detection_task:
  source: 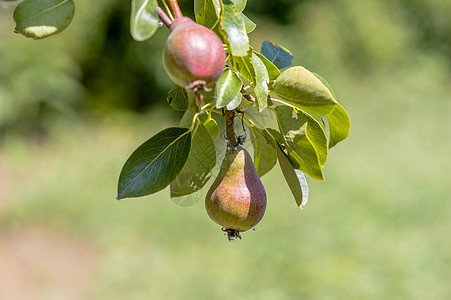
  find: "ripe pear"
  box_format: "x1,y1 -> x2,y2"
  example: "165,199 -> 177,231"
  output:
205,146 -> 267,234
163,17 -> 226,87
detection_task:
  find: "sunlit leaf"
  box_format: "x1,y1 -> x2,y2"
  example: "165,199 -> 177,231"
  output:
251,53 -> 269,111
241,13 -> 256,33
275,106 -> 324,180
117,127 -> 191,199
13,0 -> 75,39
167,85 -> 189,111
220,0 -> 249,56
260,41 -> 294,69
215,67 -> 243,108
276,143 -> 309,209
170,122 -> 216,198
232,50 -> 254,82
253,52 -> 280,81
272,66 -> 338,116
249,126 -> 277,177
199,114 -> 220,140
313,73 -> 351,148
130,0 -> 159,41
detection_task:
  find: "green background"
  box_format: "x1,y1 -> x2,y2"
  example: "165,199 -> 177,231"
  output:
1,0 -> 450,299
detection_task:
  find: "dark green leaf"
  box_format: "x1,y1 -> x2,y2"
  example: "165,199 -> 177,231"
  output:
276,143 -> 309,208
275,106 -> 324,180
220,0 -> 249,56
215,67 -> 243,108
241,13 -> 256,33
251,53 -> 270,111
271,66 -> 338,116
313,73 -> 351,148
250,126 -> 277,177
260,41 -> 294,69
130,0 -> 159,41
13,0 -> 75,39
170,122 -> 216,198
117,127 -> 191,199
253,52 -> 280,81
167,85 -> 189,111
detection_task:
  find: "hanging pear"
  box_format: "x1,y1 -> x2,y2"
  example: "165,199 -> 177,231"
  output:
205,145 -> 267,240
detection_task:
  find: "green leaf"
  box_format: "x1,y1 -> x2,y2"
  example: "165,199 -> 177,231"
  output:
166,85 -> 189,111
194,0 -> 220,29
130,0 -> 159,42
117,127 -> 191,199
271,66 -> 338,116
253,52 -> 280,81
215,67 -> 243,108
199,114 -> 220,140
250,126 -> 277,177
313,73 -> 351,148
327,104 -> 351,149
220,0 -> 249,56
251,53 -> 270,111
232,50 -> 255,82
241,13 -> 256,33
170,122 -> 216,198
260,41 -> 294,69
226,92 -> 243,110
275,106 -> 324,180
231,0 -> 247,12
13,0 -> 75,39
276,143 -> 309,208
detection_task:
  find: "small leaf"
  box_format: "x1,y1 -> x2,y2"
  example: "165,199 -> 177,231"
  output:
276,143 -> 309,208
167,85 -> 189,111
260,41 -> 294,69
275,106 -> 324,180
271,66 -> 338,116
232,50 -> 255,82
313,73 -> 351,148
13,0 -> 75,39
199,114 -> 220,140
220,0 -> 249,56
130,0 -> 159,42
251,53 -> 270,111
226,92 -> 242,110
253,52 -> 280,81
117,127 -> 191,199
170,122 -> 216,198
250,126 -> 277,177
241,13 -> 256,33
215,67 -> 243,108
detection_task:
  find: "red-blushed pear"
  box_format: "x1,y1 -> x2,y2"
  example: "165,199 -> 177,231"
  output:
163,17 -> 226,88
205,145 -> 267,240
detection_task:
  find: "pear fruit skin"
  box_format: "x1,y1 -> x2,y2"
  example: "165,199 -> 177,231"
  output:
205,146 -> 267,232
163,17 -> 226,87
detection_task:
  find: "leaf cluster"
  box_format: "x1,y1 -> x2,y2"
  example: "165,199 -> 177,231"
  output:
117,0 -> 351,209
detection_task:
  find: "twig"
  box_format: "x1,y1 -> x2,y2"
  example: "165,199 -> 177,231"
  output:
157,7 -> 172,28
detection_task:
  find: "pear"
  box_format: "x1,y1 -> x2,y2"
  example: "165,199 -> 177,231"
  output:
163,17 -> 226,88
205,146 -> 267,238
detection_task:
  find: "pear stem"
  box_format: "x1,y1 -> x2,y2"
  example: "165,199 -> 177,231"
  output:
167,0 -> 183,19
224,110 -> 237,147
157,7 -> 172,28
